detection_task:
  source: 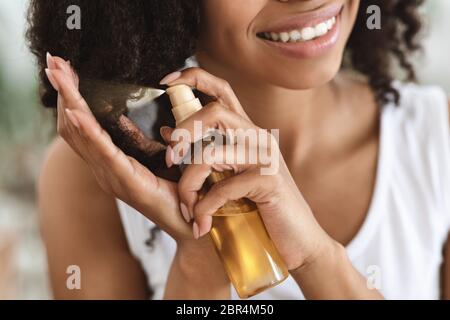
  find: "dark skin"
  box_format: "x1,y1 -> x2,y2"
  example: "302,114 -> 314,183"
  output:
38,82 -> 450,299
38,0 -> 450,298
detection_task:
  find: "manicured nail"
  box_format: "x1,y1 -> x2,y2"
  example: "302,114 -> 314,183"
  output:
193,222 -> 200,240
45,68 -> 59,91
65,109 -> 80,129
46,52 -> 56,69
198,216 -> 212,238
165,145 -> 174,168
160,71 -> 181,85
180,202 -> 191,223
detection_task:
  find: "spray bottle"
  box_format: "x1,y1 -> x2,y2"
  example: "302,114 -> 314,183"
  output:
165,85 -> 288,298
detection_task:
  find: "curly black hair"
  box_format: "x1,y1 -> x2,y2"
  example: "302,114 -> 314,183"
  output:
27,0 -> 424,172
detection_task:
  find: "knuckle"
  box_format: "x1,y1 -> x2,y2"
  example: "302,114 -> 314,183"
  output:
269,173 -> 284,189
188,67 -> 201,73
210,180 -> 229,199
185,67 -> 202,78
88,124 -> 104,143
177,176 -> 190,200
207,102 -> 226,117
103,147 -> 121,164
221,80 -> 232,93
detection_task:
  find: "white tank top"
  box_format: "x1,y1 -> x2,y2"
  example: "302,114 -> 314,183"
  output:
117,82 -> 450,300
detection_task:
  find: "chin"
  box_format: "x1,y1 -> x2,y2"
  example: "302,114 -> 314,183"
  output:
259,54 -> 343,90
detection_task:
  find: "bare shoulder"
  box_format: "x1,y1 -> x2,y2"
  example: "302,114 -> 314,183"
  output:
38,137 -> 118,233
38,137 -> 105,209
38,137 -> 148,299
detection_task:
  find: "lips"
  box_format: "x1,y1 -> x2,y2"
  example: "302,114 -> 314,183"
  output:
257,2 -> 344,34
256,2 -> 344,59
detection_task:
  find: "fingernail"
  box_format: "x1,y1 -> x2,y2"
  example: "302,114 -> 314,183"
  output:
46,52 -> 56,69
193,222 -> 200,240
160,71 -> 181,85
45,68 -> 59,91
180,203 -> 191,223
165,145 -> 174,168
198,216 -> 212,238
65,109 -> 80,129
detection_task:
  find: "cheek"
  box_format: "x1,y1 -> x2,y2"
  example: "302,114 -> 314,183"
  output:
198,0 -> 266,68
199,0 -> 361,90
199,1 -> 261,54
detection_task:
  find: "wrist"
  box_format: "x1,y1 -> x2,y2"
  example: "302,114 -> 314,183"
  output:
290,237 -> 347,280
289,238 -> 383,300
165,238 -> 230,299
176,238 -> 211,277
176,238 -> 229,283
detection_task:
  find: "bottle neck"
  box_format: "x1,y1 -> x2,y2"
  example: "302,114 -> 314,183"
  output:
171,98 -> 202,125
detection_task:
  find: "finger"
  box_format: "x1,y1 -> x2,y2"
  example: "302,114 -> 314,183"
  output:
57,98 -> 81,156
52,55 -> 79,89
177,163 -> 212,221
193,170 -> 278,236
55,86 -> 82,156
163,67 -> 251,121
46,68 -> 91,114
46,52 -> 57,70
53,81 -> 92,161
165,101 -> 257,160
177,143 -> 265,220
46,54 -> 85,145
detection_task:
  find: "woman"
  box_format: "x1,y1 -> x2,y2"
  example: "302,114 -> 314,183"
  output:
27,0 -> 450,299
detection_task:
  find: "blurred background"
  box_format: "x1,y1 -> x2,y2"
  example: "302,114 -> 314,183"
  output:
0,0 -> 449,300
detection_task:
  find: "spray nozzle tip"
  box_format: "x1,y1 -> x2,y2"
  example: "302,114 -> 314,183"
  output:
166,84 -> 196,108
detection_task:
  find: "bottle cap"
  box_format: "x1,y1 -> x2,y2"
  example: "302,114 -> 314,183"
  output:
166,85 -> 202,124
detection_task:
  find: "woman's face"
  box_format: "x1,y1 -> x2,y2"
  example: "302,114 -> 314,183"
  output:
198,0 -> 360,89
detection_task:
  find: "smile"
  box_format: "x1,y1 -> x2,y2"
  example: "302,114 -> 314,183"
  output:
256,3 -> 344,59
258,16 -> 337,43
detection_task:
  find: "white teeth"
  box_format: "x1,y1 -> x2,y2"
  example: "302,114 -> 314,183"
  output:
289,30 -> 302,42
314,22 -> 328,37
280,32 -> 290,43
261,15 -> 337,43
326,19 -> 333,30
301,27 -> 315,41
270,32 -> 279,41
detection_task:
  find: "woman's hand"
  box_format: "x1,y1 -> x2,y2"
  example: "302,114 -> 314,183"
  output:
160,68 -> 383,299
159,68 -> 336,272
44,54 -> 230,299
45,53 -> 195,241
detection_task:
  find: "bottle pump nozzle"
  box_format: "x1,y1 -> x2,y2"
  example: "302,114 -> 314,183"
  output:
166,85 -> 202,125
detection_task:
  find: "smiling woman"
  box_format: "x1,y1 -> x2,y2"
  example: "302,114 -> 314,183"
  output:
23,0 -> 450,301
